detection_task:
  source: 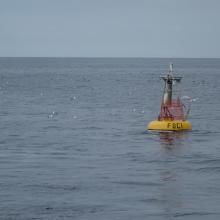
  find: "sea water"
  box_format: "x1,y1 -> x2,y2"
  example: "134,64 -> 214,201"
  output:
0,58 -> 220,219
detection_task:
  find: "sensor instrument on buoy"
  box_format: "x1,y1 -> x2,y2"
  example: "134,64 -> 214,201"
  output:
147,64 -> 192,131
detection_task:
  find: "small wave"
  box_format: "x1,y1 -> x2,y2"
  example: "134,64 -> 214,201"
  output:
139,198 -> 166,204
111,181 -> 162,187
189,157 -> 220,165
29,183 -> 79,192
43,125 -> 59,129
80,126 -> 103,130
195,166 -> 220,173
173,211 -> 216,217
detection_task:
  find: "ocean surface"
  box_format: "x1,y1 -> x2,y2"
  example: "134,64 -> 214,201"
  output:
0,57 -> 220,220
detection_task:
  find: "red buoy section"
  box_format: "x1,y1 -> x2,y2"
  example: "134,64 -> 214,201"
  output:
158,98 -> 185,121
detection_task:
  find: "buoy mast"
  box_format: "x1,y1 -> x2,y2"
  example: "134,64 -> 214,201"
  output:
162,63 -> 182,105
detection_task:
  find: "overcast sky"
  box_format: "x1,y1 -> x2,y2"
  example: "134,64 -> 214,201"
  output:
0,0 -> 220,57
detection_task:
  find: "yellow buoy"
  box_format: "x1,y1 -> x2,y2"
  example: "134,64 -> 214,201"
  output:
147,63 -> 192,131
147,120 -> 191,131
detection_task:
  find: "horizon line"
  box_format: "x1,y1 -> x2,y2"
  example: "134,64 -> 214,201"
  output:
0,56 -> 220,59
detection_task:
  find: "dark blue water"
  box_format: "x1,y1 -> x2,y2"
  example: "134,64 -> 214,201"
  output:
1,58 -> 220,220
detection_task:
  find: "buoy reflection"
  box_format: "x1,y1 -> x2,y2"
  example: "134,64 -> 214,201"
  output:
159,131 -> 187,148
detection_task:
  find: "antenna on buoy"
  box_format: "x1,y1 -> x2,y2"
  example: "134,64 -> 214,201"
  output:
169,63 -> 173,74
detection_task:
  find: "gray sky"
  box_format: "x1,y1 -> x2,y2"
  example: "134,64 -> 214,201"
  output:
0,0 -> 220,57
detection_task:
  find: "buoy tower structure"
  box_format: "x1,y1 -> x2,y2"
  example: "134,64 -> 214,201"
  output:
147,64 -> 192,131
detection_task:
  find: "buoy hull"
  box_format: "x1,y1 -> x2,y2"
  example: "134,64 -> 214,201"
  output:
147,120 -> 192,131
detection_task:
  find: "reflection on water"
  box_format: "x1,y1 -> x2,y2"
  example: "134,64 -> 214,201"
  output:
159,131 -> 188,148
160,169 -> 183,217
158,131 -> 188,217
